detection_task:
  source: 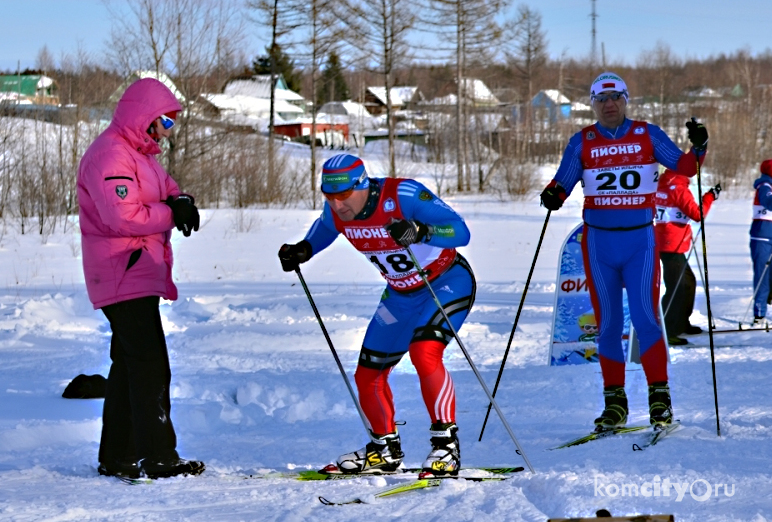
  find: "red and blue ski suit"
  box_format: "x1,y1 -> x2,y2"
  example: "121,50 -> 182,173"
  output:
303,178 -> 474,436
551,118 -> 704,386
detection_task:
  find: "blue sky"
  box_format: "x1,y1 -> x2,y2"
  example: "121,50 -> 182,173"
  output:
2,0 -> 771,72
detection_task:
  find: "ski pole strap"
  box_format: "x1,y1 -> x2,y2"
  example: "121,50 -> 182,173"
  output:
584,221 -> 653,232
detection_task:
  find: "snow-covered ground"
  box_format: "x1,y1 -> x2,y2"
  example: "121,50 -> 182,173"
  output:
1,163 -> 771,521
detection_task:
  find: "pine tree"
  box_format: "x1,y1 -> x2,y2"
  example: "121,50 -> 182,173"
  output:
252,44 -> 302,93
316,51 -> 349,106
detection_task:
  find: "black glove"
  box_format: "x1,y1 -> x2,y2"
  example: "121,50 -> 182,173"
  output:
385,219 -> 429,246
708,183 -> 721,200
278,240 -> 312,272
165,195 -> 199,237
540,182 -> 567,211
686,118 -> 709,151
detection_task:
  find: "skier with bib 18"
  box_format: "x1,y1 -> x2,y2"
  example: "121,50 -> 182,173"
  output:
278,154 -> 475,477
539,72 -> 709,431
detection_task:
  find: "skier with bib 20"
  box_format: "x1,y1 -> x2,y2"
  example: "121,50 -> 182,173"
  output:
278,154 -> 475,477
540,72 -> 709,431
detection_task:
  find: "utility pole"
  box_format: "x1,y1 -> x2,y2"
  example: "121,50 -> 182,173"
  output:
590,0 -> 598,71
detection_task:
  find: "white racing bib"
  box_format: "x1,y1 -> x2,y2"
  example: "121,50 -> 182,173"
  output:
656,205 -> 691,224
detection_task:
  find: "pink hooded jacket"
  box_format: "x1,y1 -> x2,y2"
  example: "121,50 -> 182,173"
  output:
78,78 -> 184,309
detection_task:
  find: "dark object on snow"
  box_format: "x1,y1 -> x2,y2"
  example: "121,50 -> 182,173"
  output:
62,374 -> 107,399
547,514 -> 674,522
596,510 -> 612,517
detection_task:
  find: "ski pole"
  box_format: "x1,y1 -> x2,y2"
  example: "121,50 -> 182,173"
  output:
740,249 -> 772,326
662,225 -> 701,318
294,266 -> 372,437
692,120 -> 721,437
478,210 -> 551,442
404,246 -> 535,474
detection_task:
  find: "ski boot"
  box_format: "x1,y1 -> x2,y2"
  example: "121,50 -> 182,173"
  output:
648,381 -> 674,427
421,422 -> 460,477
140,458 -> 205,479
336,431 -> 404,474
594,385 -> 628,431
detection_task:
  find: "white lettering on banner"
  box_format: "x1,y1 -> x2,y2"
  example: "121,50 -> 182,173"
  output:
593,196 -> 647,206
590,144 -> 643,158
344,227 -> 388,239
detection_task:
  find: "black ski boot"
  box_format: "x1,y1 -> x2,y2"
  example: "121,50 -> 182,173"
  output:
421,422 -> 460,477
594,385 -> 628,431
648,381 -> 674,427
336,431 -> 404,474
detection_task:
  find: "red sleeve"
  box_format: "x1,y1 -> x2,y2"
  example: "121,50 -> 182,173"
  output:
673,183 -> 714,221
675,149 -> 707,176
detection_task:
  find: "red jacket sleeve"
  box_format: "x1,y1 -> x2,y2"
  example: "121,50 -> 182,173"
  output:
672,183 -> 715,222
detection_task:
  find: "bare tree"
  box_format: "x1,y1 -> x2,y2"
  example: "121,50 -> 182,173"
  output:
636,41 -> 682,130
104,0 -> 249,203
506,4 -> 547,163
249,0 -> 306,194
420,0 -> 510,191
341,0 -> 417,177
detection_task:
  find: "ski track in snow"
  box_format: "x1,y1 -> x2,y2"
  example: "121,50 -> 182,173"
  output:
1,181 -> 771,520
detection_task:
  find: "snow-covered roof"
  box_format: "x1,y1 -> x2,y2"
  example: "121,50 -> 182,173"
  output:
224,76 -> 304,102
318,101 -> 371,118
367,86 -> 419,107
537,89 -> 571,105
459,78 -> 500,105
203,93 -> 304,118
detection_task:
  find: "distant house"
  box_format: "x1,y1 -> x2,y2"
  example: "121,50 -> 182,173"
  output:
200,93 -> 304,130
423,78 -> 500,107
531,89 -> 571,125
109,70 -> 186,105
363,86 -> 423,116
224,75 -> 306,112
0,74 -> 58,104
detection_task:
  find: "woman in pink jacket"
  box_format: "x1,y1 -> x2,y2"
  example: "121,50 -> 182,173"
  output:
78,77 -> 203,480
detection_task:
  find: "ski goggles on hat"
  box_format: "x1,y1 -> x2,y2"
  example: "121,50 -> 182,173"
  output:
592,91 -> 627,103
159,114 -> 175,129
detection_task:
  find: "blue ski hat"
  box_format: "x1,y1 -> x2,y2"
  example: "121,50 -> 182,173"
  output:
321,154 -> 370,194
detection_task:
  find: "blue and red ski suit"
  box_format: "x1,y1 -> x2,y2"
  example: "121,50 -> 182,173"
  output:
551,118 -> 705,386
750,173 -> 772,318
302,178 -> 474,436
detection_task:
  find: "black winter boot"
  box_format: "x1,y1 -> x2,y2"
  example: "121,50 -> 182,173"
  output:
648,381 -> 674,427
594,385 -> 628,431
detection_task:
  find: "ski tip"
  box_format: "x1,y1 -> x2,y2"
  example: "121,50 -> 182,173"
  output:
318,496 -> 334,505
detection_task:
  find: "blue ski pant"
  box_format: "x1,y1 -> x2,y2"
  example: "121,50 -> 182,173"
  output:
582,224 -> 668,386
750,239 -> 772,318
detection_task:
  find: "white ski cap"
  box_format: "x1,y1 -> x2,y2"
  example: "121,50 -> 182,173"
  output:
590,72 -> 629,101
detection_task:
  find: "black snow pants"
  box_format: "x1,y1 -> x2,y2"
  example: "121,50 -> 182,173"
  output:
99,296 -> 179,466
660,252 -> 696,338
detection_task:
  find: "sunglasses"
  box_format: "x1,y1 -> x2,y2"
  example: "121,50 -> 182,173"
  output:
159,114 -> 175,130
581,324 -> 598,331
592,92 -> 626,103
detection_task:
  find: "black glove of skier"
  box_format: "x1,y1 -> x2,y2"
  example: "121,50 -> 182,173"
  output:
385,219 -> 429,246
686,118 -> 709,151
708,183 -> 721,200
278,240 -> 312,272
165,195 -> 200,237
540,182 -> 567,211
